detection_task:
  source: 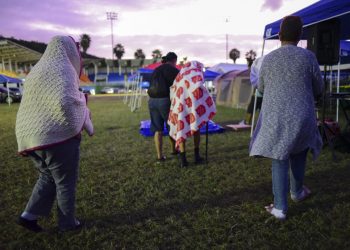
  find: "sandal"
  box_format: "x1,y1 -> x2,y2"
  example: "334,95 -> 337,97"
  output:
291,186 -> 311,202
265,204 -> 286,220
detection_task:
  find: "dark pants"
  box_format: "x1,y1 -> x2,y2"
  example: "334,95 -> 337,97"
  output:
247,95 -> 262,114
25,137 -> 81,230
148,97 -> 171,133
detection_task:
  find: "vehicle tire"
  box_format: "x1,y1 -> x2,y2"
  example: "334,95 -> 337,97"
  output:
5,96 -> 13,104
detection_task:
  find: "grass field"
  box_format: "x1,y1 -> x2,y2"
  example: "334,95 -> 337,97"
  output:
0,96 -> 349,249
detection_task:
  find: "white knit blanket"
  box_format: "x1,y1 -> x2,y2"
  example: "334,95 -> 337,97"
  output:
16,36 -> 93,153
168,61 -> 216,148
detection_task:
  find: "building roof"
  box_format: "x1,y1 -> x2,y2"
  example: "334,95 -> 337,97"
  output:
0,39 -> 42,63
0,36 -> 101,64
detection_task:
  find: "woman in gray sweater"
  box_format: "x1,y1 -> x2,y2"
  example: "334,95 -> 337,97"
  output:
249,16 -> 323,220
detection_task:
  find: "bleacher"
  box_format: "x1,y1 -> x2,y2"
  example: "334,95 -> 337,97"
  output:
88,73 -> 131,84
0,70 -> 19,78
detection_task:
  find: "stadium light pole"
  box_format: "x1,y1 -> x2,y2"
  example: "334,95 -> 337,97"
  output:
225,17 -> 229,63
106,12 -> 118,60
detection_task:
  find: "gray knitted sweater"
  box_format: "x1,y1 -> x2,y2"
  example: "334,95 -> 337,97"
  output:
249,45 -> 323,160
16,36 -> 93,153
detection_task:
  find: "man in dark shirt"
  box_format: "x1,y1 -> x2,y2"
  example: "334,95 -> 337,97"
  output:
148,52 -> 179,162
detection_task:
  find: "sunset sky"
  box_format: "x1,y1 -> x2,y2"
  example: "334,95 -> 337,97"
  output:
0,0 -> 319,66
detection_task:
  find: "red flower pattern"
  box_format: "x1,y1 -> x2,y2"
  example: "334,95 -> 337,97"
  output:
205,96 -> 213,107
191,75 -> 203,83
176,87 -> 183,98
176,74 -> 183,82
185,97 -> 192,108
177,103 -> 184,113
192,87 -> 203,100
208,112 -> 216,120
177,120 -> 184,131
184,80 -> 190,89
168,63 -> 216,149
185,113 -> 196,125
195,104 -> 206,117
198,120 -> 207,129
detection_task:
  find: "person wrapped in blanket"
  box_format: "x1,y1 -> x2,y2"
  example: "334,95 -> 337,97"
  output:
15,36 -> 94,232
168,61 -> 216,167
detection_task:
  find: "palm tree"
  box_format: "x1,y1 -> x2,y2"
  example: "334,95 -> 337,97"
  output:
151,49 -> 162,59
245,49 -> 257,67
134,49 -> 146,67
151,49 -> 162,62
113,43 -> 125,60
179,57 -> 188,66
79,34 -> 91,53
229,48 -> 240,64
113,43 -> 125,74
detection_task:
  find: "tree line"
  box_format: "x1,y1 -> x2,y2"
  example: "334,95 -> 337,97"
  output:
79,34 -> 162,62
80,34 -> 258,66
229,48 -> 257,67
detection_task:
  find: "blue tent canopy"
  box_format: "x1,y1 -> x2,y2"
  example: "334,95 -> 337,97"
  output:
203,70 -> 220,80
0,74 -> 22,84
263,0 -> 350,40
340,41 -> 350,57
130,68 -> 221,84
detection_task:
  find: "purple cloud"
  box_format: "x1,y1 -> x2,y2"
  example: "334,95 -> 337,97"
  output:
261,0 -> 283,11
0,0 -> 276,66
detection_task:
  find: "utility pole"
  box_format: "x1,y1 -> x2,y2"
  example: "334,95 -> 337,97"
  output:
106,12 -> 118,60
225,18 -> 229,63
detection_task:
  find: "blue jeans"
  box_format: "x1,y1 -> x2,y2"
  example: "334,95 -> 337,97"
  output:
271,148 -> 309,212
25,137 -> 81,230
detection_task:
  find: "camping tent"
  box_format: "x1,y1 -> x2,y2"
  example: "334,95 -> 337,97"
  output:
207,63 -> 248,74
214,69 -> 253,108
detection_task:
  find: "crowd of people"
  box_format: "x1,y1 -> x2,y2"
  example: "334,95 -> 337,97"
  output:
15,15 -> 323,232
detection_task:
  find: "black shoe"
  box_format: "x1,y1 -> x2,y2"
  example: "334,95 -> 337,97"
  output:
178,152 -> 188,168
16,217 -> 43,233
194,148 -> 204,164
171,151 -> 179,156
194,156 -> 205,164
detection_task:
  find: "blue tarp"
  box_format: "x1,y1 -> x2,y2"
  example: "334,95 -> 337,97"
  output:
263,0 -> 350,40
0,74 -> 22,84
139,120 -> 225,137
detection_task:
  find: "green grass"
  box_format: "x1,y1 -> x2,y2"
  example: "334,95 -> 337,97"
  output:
0,97 -> 349,250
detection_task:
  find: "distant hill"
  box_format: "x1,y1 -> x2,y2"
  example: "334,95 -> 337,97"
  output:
0,35 -> 101,59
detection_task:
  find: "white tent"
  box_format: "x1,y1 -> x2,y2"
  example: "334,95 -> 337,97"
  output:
208,63 -> 248,74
